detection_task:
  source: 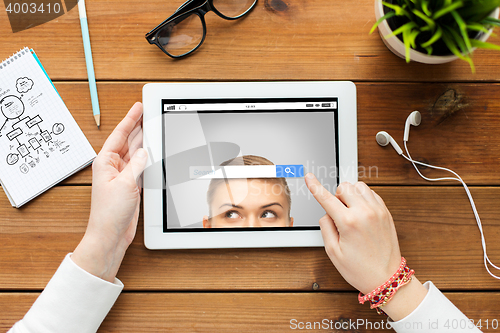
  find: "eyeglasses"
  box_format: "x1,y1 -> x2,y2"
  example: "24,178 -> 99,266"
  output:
145,0 -> 258,58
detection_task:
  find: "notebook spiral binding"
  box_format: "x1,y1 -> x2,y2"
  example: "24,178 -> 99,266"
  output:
0,47 -> 30,70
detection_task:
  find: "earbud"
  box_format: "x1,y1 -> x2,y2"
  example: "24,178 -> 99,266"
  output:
404,111 -> 421,142
376,110 -> 499,280
376,131 -> 403,155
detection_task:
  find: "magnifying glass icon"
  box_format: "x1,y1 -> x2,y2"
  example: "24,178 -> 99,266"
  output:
285,167 -> 295,176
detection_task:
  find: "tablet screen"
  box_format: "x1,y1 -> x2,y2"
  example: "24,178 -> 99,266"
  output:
162,98 -> 339,232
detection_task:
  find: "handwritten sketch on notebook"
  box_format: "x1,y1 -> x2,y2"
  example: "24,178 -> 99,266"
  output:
1,78 -> 69,173
0,48 -> 96,207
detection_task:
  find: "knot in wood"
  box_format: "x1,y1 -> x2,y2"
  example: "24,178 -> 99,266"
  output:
430,88 -> 465,124
265,0 -> 289,13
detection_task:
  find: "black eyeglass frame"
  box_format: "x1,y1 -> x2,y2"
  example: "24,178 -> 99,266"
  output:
145,0 -> 258,58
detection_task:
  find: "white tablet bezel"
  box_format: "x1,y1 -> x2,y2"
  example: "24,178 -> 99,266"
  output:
143,81 -> 357,249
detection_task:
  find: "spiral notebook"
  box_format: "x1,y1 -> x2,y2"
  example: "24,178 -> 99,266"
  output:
0,47 -> 96,208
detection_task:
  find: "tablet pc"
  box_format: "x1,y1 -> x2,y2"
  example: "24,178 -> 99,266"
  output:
143,81 -> 357,249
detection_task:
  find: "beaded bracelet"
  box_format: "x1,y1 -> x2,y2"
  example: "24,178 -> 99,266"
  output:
358,257 -> 415,315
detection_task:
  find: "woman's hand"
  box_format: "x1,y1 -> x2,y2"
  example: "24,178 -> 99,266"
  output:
72,102 -> 148,282
306,174 -> 401,294
305,174 -> 427,321
305,174 -> 402,294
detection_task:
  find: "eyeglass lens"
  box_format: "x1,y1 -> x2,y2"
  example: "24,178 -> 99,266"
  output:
158,0 -> 256,56
158,14 -> 204,57
212,0 -> 256,18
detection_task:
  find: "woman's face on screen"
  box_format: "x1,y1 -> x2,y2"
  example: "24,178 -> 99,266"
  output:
203,179 -> 294,228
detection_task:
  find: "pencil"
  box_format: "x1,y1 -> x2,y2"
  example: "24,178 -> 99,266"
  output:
78,0 -> 100,128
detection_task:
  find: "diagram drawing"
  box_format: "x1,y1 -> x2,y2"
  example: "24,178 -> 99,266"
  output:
0,77 -> 68,175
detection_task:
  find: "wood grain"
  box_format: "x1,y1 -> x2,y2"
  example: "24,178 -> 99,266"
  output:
357,82 -> 500,185
1,186 -> 499,291
2,0 -> 500,82
52,82 -> 500,185
2,0 -> 500,331
2,292 -> 499,332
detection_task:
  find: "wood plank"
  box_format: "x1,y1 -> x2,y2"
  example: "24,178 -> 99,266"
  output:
2,0 -> 500,82
1,186 -> 499,291
2,292 -> 499,332
53,82 -> 500,185
357,82 -> 500,185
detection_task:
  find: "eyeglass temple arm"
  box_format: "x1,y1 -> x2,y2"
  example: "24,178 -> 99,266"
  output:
176,0 -> 196,13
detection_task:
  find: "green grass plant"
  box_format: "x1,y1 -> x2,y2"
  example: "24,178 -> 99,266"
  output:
371,0 -> 500,71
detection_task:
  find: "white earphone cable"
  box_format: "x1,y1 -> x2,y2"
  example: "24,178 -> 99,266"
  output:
402,141 -> 500,280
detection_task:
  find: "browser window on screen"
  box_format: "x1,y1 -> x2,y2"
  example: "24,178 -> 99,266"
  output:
162,98 -> 339,232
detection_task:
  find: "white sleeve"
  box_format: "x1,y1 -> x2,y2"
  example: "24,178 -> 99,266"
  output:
8,253 -> 123,333
388,281 -> 480,333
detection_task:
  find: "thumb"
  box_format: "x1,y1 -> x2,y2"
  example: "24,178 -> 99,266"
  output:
120,148 -> 148,187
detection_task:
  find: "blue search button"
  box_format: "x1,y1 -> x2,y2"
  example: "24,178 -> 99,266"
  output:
276,165 -> 304,178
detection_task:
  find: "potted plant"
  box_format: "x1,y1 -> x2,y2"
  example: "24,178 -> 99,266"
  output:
371,0 -> 500,72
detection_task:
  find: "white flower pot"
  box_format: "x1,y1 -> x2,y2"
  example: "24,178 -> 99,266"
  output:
374,0 -> 500,64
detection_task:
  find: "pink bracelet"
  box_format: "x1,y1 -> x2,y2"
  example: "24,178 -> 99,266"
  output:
358,257 -> 415,315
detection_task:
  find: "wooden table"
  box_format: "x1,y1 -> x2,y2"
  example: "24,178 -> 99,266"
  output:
2,0 -> 500,331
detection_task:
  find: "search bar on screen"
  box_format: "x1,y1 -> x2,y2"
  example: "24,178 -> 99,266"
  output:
190,165 -> 304,180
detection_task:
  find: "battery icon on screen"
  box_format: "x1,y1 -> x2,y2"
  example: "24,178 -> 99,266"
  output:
322,103 -> 331,107
306,104 -> 314,107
